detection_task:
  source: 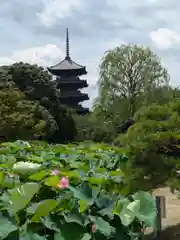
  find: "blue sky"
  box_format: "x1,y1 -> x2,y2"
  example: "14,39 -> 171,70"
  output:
0,0 -> 180,107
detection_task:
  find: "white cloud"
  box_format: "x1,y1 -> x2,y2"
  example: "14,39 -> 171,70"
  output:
0,42 -> 98,86
37,0 -> 84,27
2,0 -> 180,107
0,44 -> 63,66
150,28 -> 180,49
0,43 -> 97,108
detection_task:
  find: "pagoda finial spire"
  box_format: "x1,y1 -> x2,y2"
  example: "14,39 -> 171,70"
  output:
66,28 -> 70,59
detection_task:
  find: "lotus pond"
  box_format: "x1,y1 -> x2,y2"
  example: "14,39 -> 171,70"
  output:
0,141 -> 157,240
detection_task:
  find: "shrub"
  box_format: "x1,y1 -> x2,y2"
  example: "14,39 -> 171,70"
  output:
74,114 -> 116,143
0,141 -> 157,239
114,100 -> 180,191
0,88 -> 56,141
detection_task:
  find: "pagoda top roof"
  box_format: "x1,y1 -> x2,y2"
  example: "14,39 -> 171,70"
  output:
48,56 -> 86,71
47,28 -> 87,76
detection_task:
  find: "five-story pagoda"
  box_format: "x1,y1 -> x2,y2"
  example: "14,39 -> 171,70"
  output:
47,28 -> 89,114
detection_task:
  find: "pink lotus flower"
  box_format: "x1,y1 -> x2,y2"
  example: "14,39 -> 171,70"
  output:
51,169 -> 59,176
57,177 -> 69,189
92,223 -> 96,233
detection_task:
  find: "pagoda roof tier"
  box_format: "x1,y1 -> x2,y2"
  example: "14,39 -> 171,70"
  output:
48,57 -> 87,76
47,29 -> 87,76
57,79 -> 88,88
60,92 -> 89,101
57,76 -> 87,82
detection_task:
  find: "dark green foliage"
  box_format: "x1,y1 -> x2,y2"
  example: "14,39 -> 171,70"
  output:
114,100 -> 180,191
74,114 -> 116,143
0,62 -> 76,143
0,87 -> 56,142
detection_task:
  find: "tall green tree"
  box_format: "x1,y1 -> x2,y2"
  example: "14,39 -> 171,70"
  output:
95,44 -> 170,125
0,62 -> 76,142
142,85 -> 180,105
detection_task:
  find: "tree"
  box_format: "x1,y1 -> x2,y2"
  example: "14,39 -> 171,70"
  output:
0,87 -> 56,141
74,113 -> 116,143
0,62 -> 76,142
140,85 -> 180,106
95,44 -> 170,124
114,100 -> 180,191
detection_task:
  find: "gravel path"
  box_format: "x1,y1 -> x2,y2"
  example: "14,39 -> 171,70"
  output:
153,187 -> 180,229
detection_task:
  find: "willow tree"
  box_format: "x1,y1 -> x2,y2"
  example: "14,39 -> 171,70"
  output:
96,44 -> 170,121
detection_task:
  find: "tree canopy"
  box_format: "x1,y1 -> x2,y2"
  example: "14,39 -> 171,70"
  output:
0,62 -> 76,142
93,44 -> 170,129
0,87 -> 56,141
114,100 -> 180,191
